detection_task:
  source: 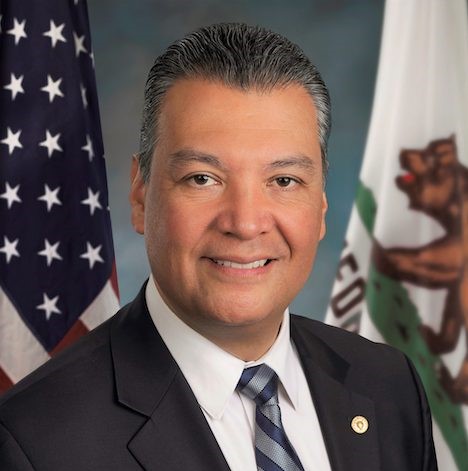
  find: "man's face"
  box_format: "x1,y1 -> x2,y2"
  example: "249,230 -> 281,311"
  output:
131,79 -> 327,337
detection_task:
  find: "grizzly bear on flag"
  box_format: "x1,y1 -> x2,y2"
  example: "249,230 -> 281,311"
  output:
373,135 -> 468,404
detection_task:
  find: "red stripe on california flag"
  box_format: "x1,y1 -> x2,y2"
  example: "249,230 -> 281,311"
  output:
0,366 -> 14,395
50,320 -> 90,356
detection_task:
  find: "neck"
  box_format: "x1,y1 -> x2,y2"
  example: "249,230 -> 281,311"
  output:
183,319 -> 283,361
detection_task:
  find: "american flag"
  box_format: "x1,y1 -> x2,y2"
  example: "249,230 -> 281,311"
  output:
0,0 -> 119,393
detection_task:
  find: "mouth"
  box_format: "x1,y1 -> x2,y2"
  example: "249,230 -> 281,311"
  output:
209,258 -> 273,269
399,173 -> 416,184
396,172 -> 416,189
397,151 -> 418,187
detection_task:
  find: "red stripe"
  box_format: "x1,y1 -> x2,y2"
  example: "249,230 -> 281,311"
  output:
50,319 -> 89,356
110,261 -> 120,299
0,366 -> 14,395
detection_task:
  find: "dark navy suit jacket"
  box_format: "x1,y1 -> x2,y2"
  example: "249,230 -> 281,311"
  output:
0,285 -> 437,470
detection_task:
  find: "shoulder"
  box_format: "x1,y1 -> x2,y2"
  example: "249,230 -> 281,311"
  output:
290,315 -> 437,469
291,314 -> 401,357
290,314 -> 415,386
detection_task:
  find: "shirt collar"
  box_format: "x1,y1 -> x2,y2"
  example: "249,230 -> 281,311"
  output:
145,275 -> 299,419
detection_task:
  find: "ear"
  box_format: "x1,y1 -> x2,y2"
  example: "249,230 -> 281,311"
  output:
129,155 -> 146,235
319,192 -> 328,240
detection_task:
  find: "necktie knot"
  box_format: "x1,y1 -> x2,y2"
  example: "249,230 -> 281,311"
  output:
237,363 -> 279,407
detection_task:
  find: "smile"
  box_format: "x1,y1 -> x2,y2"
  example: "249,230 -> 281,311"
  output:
210,259 -> 271,269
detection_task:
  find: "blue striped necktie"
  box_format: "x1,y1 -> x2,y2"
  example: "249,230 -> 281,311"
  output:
237,364 -> 305,471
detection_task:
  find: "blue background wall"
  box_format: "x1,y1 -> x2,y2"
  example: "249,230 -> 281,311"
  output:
87,0 -> 385,320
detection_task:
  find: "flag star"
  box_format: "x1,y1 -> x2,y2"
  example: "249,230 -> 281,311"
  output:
0,236 -> 20,263
81,134 -> 94,161
80,83 -> 88,108
89,51 -> 95,68
0,182 -> 21,209
40,75 -> 64,103
1,127 -> 23,155
6,18 -> 27,45
39,129 -> 63,157
43,20 -> 66,48
36,293 -> 61,320
80,242 -> 104,269
81,187 -> 102,215
3,73 -> 25,100
38,239 -> 62,266
73,32 -> 87,57
38,184 -> 62,212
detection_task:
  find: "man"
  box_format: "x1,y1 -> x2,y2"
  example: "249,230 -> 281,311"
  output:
0,23 -> 437,470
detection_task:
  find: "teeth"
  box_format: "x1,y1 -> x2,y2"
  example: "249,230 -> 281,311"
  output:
213,259 -> 269,269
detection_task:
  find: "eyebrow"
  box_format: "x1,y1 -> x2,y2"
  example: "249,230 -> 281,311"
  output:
168,149 -> 228,171
168,148 -> 317,173
266,155 -> 317,172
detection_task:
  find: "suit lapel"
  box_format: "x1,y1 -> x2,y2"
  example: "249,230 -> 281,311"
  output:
110,286 -> 230,471
291,318 -> 380,471
128,371 -> 231,471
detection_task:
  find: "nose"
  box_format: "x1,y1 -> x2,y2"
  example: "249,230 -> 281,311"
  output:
214,183 -> 274,240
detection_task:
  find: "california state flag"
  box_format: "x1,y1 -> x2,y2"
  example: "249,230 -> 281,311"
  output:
325,0 -> 468,469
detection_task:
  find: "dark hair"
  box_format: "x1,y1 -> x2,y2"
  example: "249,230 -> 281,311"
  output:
139,22 -> 331,181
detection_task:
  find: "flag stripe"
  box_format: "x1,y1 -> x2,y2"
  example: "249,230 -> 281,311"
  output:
80,280 -> 119,330
110,261 -> 120,299
0,366 -> 13,393
0,287 -> 49,383
50,319 -> 89,356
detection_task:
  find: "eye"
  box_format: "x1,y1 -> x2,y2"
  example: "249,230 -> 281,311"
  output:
187,174 -> 218,187
273,176 -> 299,188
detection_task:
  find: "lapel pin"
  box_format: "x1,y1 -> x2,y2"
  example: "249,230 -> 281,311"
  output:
351,415 -> 369,434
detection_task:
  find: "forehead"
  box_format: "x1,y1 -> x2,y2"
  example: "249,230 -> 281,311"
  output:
155,79 -> 320,165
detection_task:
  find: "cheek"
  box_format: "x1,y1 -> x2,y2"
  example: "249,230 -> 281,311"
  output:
289,199 -> 325,242
146,196 -> 208,261
281,203 -> 324,268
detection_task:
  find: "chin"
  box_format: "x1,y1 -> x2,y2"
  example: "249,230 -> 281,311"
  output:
202,298 -> 283,327
205,315 -> 274,331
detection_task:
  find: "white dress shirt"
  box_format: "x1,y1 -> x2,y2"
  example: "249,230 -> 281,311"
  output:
146,276 -> 331,471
